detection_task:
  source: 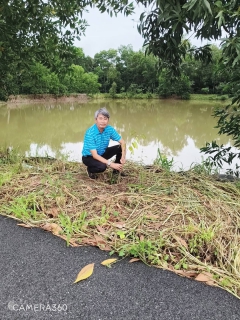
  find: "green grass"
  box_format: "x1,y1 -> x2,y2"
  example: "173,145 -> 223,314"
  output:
190,94 -> 231,102
0,153 -> 240,299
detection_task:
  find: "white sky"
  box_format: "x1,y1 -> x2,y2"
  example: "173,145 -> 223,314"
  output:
75,5 -> 220,57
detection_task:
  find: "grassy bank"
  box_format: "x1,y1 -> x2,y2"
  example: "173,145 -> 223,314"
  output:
91,93 -> 159,100
190,94 -> 231,102
0,152 -> 239,299
6,93 -> 88,104
91,93 -> 230,102
1,93 -> 231,104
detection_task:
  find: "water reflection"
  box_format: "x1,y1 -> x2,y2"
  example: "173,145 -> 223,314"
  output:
0,99 -> 231,169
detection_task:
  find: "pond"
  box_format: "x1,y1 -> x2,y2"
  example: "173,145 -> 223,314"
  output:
0,99 -> 232,171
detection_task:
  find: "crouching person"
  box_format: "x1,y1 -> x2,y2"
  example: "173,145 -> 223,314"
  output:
82,108 -> 126,179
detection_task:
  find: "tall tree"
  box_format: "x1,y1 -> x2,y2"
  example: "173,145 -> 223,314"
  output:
136,0 -> 240,174
93,49 -> 119,92
0,0 -> 134,99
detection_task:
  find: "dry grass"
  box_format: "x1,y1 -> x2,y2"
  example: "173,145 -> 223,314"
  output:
0,159 -> 239,298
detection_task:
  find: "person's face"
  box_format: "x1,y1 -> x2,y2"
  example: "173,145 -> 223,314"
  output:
95,114 -> 109,131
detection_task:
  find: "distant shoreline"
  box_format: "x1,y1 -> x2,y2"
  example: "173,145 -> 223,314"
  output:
0,93 -> 230,106
3,93 -> 89,105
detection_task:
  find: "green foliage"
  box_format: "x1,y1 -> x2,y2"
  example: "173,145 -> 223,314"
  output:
158,70 -> 192,99
21,63 -> 66,95
136,0 -> 240,175
109,81 -> 117,98
201,88 -> 210,94
92,46 -> 159,94
154,148 -> 174,171
128,139 -> 139,154
190,158 -> 219,176
4,194 -> 43,221
0,0 -> 134,99
0,147 -> 23,164
62,65 -> 100,94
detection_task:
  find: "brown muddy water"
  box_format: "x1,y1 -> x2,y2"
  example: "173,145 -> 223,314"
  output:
0,99 -> 232,171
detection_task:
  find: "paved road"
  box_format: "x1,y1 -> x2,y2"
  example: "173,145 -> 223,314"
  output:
0,215 -> 239,320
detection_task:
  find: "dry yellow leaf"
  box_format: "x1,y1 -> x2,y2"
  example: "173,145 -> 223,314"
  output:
129,258 -> 140,263
73,263 -> 94,283
101,258 -> 118,266
17,223 -> 32,228
41,223 -> 62,235
195,272 -> 213,282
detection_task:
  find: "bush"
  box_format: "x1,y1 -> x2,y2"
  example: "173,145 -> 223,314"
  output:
200,87 -> 210,94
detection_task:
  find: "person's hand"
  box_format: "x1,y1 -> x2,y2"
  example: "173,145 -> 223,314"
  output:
120,157 -> 126,165
110,162 -> 123,171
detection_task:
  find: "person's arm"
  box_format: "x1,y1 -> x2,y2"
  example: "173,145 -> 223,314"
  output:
118,138 -> 126,164
90,149 -> 123,171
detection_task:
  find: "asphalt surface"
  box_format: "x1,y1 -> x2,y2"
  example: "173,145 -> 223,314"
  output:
0,215 -> 239,320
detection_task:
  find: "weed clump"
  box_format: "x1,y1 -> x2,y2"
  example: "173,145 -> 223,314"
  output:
0,157 -> 239,299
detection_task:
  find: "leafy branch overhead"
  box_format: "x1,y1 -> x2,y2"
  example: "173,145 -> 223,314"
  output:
136,0 -> 240,174
1,0 -> 240,173
0,0 -> 134,76
137,0 -> 239,71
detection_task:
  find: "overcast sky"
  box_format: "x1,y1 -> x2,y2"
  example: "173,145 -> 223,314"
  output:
75,6 -> 219,58
75,6 -> 144,57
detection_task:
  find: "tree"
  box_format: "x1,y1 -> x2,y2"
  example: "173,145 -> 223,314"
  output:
0,0 -> 134,100
158,69 -> 191,99
71,47 -> 94,72
115,45 -> 159,93
136,0 -> 240,175
93,49 -> 119,92
21,62 -> 65,95
62,65 -> 100,94
109,81 -> 117,98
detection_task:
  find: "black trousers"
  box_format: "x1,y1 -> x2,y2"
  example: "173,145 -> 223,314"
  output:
82,145 -> 122,173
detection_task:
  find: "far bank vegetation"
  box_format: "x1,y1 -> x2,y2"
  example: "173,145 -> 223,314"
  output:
1,45 -> 231,102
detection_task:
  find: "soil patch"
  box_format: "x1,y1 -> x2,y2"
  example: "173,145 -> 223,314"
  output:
6,94 -> 89,105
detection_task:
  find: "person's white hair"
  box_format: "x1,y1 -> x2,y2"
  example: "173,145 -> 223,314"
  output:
94,108 -> 110,119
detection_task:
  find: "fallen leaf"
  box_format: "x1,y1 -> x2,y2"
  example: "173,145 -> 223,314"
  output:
73,263 -> 94,283
195,272 -> 213,282
94,235 -> 106,244
140,235 -> 144,241
96,225 -> 108,235
80,238 -> 98,246
87,186 -> 92,191
57,235 -> 79,247
46,207 -> 59,218
206,280 -> 215,286
175,236 -> 188,249
41,223 -> 62,235
174,270 -> 198,278
99,244 -> 112,251
114,222 -> 126,229
129,258 -> 140,263
17,223 -> 32,228
184,271 -> 198,278
168,265 -> 175,271
101,258 -> 117,266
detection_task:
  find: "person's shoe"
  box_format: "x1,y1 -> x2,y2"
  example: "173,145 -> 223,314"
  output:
86,167 -> 98,179
112,170 -> 128,177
